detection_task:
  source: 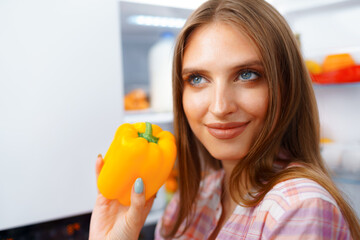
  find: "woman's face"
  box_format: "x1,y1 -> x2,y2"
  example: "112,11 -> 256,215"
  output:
182,22 -> 269,163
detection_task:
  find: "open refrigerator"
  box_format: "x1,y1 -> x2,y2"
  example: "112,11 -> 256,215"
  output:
121,0 -> 360,218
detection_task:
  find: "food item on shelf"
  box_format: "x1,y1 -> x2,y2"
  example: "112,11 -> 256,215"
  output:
165,177 -> 178,193
311,65 -> 360,84
97,122 -> 177,206
165,168 -> 179,193
305,60 -> 323,74
124,88 -> 149,110
309,53 -> 360,84
320,138 -> 333,144
322,53 -> 355,73
149,32 -> 175,112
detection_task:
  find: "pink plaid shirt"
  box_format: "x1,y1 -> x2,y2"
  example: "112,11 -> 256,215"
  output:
155,169 -> 351,239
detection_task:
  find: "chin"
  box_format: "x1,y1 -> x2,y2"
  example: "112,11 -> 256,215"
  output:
207,148 -> 247,162
199,137 -> 248,160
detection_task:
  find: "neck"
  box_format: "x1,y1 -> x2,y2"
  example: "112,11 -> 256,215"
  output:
221,159 -> 238,188
220,159 -> 239,210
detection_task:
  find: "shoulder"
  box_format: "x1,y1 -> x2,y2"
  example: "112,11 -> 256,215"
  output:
259,178 -> 351,239
261,177 -> 339,220
266,177 -> 337,207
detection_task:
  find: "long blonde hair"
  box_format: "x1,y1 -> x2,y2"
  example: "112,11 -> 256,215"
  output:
168,0 -> 360,238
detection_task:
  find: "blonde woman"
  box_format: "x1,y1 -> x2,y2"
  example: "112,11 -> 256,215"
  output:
90,0 -> 360,239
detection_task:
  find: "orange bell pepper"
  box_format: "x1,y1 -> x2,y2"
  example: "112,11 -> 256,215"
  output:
97,122 -> 177,206
322,53 -> 355,73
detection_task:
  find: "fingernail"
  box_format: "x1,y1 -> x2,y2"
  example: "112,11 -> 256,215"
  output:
97,154 -> 102,158
134,178 -> 144,194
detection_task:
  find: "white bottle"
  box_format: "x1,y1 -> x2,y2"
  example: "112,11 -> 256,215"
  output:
148,32 -> 175,112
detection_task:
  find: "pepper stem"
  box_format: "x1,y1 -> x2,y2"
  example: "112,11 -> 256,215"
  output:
138,122 -> 159,144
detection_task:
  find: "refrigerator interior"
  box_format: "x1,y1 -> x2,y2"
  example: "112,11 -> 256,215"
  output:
123,0 -> 360,217
281,0 -> 360,217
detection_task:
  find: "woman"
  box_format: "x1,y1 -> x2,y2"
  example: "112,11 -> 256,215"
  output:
90,0 -> 360,239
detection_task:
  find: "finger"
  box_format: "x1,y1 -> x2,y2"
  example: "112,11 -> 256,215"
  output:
143,195 -> 156,215
127,178 -> 152,230
95,154 -> 104,180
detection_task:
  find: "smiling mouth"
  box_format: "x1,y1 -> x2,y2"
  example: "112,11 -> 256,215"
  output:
206,122 -> 249,139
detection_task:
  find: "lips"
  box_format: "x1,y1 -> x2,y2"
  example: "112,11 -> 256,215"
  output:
206,122 -> 249,139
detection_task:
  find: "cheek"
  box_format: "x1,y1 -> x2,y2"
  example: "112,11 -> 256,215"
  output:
253,94 -> 268,121
239,86 -> 269,121
182,88 -> 208,122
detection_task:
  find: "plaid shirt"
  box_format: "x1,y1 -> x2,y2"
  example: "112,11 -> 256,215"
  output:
155,169 -> 351,239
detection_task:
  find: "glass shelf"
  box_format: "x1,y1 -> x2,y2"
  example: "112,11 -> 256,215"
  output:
312,82 -> 360,88
123,110 -> 173,124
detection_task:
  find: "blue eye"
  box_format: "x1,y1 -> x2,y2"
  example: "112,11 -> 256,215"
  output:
188,74 -> 206,86
238,70 -> 260,81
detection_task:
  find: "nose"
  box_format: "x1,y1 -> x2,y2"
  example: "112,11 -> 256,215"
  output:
209,81 -> 237,117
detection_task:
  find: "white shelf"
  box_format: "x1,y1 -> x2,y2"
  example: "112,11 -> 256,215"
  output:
123,110 -> 173,124
312,82 -> 360,88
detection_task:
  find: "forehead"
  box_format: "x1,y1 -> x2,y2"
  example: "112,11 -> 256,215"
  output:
183,22 -> 261,69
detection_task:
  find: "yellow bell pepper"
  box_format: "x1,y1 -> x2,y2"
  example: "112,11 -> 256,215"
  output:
97,122 -> 177,206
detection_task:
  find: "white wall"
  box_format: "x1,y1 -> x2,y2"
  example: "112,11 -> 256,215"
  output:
0,0 -> 123,230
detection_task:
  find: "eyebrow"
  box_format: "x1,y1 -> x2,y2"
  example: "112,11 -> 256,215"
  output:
182,60 -> 264,76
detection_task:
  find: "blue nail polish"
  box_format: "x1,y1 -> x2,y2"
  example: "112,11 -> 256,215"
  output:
134,178 -> 144,194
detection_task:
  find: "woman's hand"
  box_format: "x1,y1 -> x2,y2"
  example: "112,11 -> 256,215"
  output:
89,155 -> 155,240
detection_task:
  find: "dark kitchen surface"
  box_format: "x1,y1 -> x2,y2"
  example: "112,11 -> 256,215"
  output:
0,212 -> 156,240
